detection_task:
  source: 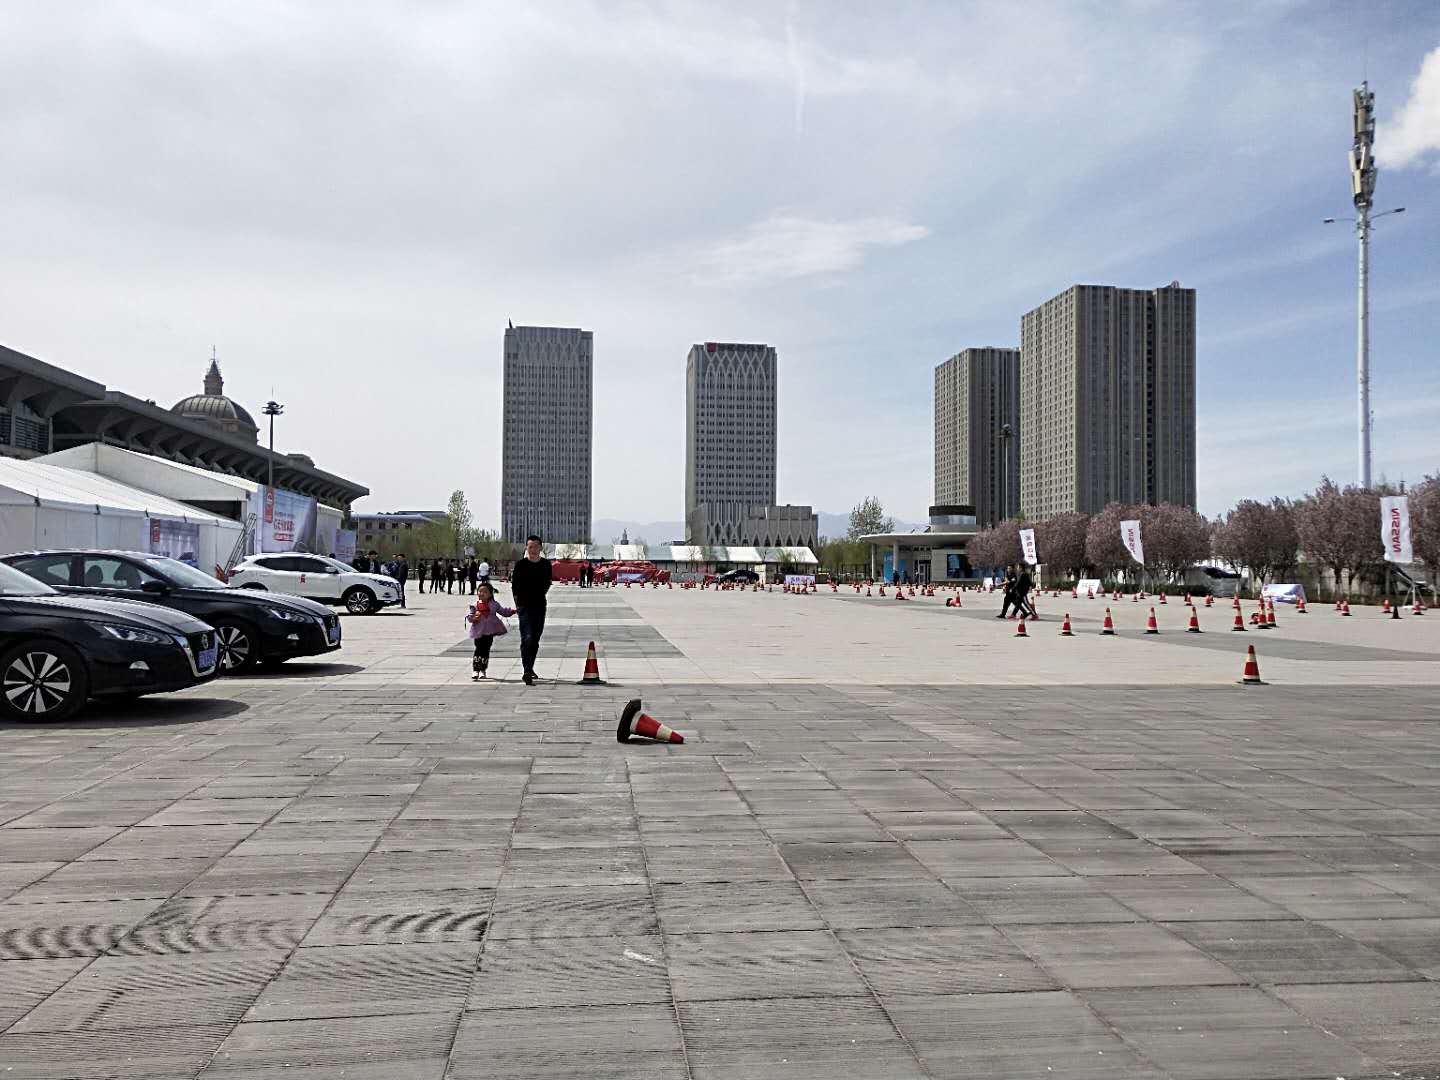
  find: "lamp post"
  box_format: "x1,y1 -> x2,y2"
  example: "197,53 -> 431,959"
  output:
996,423 -> 1014,524
1323,82 -> 1407,489
262,400 -> 284,493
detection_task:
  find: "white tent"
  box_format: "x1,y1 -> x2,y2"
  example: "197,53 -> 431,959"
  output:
0,457 -> 242,570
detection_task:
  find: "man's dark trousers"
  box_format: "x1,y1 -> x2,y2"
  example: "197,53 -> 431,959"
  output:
518,605 -> 547,678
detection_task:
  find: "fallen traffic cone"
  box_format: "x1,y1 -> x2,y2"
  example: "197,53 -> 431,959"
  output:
1060,613 -> 1073,636
1014,617 -> 1028,637
1186,607 -> 1202,633
1100,608 -> 1116,635
1238,645 -> 1265,685
577,641 -> 605,686
617,699 -> 684,744
1145,607 -> 1159,634
1231,610 -> 1247,632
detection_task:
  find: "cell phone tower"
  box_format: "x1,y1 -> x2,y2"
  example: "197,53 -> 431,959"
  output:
1325,83 -> 1405,489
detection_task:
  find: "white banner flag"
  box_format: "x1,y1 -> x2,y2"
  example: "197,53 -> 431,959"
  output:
1019,528 -> 1038,566
1120,519 -> 1145,565
1381,496 -> 1413,564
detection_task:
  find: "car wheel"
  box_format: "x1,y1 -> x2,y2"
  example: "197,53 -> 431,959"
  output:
0,641 -> 89,722
214,622 -> 260,673
343,586 -> 376,615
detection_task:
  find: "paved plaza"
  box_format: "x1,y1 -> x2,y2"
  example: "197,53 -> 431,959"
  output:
1,582 -> 1439,1078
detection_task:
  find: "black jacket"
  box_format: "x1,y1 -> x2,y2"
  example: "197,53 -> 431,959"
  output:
511,556 -> 553,608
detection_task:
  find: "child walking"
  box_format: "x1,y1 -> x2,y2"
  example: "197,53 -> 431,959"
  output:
467,582 -> 514,680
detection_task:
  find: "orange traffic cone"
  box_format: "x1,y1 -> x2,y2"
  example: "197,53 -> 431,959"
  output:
1231,610 -> 1247,632
1414,599 -> 1426,616
1184,592 -> 1192,605
1383,597 -> 1392,615
1101,608 -> 1116,635
1145,607 -> 1159,634
1014,617 -> 1028,638
1232,595 -> 1242,611
1238,645 -> 1265,685
577,641 -> 605,686
1087,588 -> 1094,600
1266,601 -> 1278,629
617,699 -> 684,744
1295,595 -> 1306,614
1159,593 -> 1168,605
1205,594 -> 1213,607
1060,613 -> 1073,636
1341,599 -> 1351,616
1186,607 -> 1202,633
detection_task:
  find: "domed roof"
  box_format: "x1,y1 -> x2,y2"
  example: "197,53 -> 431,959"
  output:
172,393 -> 257,427
170,358 -> 258,431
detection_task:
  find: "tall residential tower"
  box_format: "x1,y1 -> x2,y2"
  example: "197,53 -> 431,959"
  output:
934,347 -> 1020,527
684,341 -> 816,548
1019,283 -> 1196,518
501,325 -> 592,543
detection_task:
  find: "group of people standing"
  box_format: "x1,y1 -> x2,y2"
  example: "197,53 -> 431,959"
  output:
417,558 -> 489,594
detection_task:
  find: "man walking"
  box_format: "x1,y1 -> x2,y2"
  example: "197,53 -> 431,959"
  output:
511,534 -> 552,686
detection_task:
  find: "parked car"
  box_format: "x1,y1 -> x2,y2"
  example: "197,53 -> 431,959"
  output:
716,568 -> 759,585
1,551 -> 342,673
0,560 -> 217,721
226,554 -> 400,614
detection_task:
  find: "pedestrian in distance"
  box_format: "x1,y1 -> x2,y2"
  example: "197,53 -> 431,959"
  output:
416,559 -> 427,594
1015,565 -> 1037,620
478,560 -> 491,588
430,559 -> 443,594
466,581 -> 514,681
392,553 -> 409,609
467,558 -> 479,594
997,565 -> 1020,619
353,552 -> 370,574
511,534 -> 552,686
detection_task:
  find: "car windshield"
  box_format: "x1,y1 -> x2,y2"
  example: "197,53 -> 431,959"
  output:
145,557 -> 229,590
0,561 -> 59,596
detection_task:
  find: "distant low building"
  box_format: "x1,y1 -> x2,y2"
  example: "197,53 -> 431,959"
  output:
860,505 -> 980,584
346,510 -> 449,552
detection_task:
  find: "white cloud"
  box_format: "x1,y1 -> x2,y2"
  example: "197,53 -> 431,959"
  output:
1378,45 -> 1440,169
691,215 -> 929,285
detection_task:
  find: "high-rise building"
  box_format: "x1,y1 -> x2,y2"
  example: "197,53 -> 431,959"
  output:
934,347 -> 1020,527
1019,283 -> 1196,519
685,341 -> 815,548
501,326 -> 592,543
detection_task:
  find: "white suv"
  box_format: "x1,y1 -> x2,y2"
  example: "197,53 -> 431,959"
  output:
227,554 -> 400,614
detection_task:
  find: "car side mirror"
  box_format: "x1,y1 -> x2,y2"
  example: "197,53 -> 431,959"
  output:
141,580 -> 168,594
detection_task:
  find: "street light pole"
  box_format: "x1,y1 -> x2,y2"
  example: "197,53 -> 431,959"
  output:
262,400 -> 284,493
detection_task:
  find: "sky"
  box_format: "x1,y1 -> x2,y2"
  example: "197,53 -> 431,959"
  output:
1,1 -> 1437,530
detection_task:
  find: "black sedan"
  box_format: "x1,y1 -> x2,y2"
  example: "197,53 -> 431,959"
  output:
2,551 -> 342,673
716,568 -> 759,585
0,561 -> 218,721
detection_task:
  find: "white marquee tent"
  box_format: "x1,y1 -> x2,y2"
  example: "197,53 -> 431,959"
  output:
0,457 -> 242,570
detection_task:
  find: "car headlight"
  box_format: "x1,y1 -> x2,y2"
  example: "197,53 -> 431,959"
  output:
93,623 -> 175,646
264,607 -> 313,623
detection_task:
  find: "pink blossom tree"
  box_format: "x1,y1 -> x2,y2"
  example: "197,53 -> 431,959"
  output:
1410,476 -> 1440,586
968,520 -> 1022,573
1036,511 -> 1090,581
1211,498 -> 1298,585
1085,502 -> 1138,579
1139,503 -> 1212,585
1295,477 -> 1383,598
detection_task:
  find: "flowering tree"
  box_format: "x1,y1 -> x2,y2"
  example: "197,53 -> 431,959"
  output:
1294,477 -> 1383,597
1139,503 -> 1211,584
1085,502 -> 1137,577
1411,476 -> 1440,583
1036,511 -> 1090,580
968,520 -> 1021,572
1211,498 -> 1299,585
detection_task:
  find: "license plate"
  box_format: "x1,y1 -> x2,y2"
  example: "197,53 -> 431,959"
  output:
326,623 -> 341,645
197,646 -> 218,672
